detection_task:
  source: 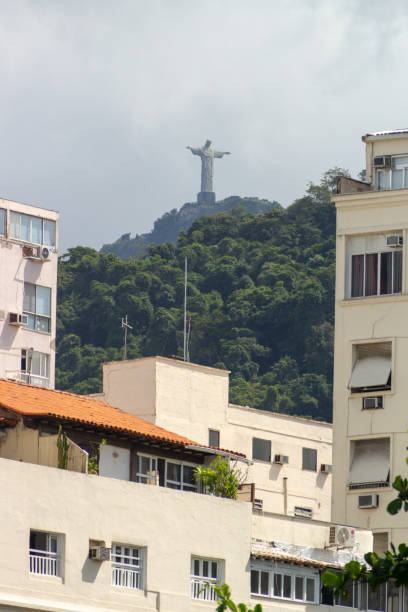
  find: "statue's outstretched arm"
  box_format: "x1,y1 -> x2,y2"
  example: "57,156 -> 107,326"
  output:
186,146 -> 202,156
213,150 -> 231,158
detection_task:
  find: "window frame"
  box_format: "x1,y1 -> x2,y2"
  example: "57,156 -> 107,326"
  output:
135,453 -> 197,492
302,447 -> 317,472
29,529 -> 61,578
350,250 -> 402,299
208,428 -> 220,447
191,556 -> 222,601
111,543 -> 144,590
349,342 -> 392,396
165,459 -> 197,492
0,208 -> 5,236
21,349 -> 50,387
375,155 -> 408,191
348,437 -> 390,490
9,211 -> 56,246
250,563 -> 319,604
252,437 -> 271,462
23,282 -> 52,334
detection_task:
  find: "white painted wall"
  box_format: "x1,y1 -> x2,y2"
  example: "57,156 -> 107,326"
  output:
99,444 -> 130,481
0,198 -> 58,388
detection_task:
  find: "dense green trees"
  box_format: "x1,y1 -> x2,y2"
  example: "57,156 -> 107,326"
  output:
57,172 -> 344,421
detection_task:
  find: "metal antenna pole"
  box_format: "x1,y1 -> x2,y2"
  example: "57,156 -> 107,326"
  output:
183,257 -> 187,361
121,315 -> 133,360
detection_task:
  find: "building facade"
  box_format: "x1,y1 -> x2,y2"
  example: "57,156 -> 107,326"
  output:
0,198 -> 58,388
332,129 -> 408,549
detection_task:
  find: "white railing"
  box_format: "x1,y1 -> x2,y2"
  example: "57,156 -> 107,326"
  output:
191,578 -> 217,601
29,550 -> 60,576
112,565 -> 142,589
7,371 -> 49,388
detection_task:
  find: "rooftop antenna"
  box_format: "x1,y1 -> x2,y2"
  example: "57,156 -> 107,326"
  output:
121,314 -> 133,360
183,257 -> 189,361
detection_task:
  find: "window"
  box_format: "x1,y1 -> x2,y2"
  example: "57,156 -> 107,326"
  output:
250,564 -> 318,603
23,283 -> 51,333
252,438 -> 271,462
376,155 -> 408,190
0,208 -> 5,236
336,580 -> 388,611
165,461 -> 196,491
9,211 -> 56,246
349,343 -> 391,394
373,533 -> 388,556
302,447 -> 317,471
21,349 -> 50,387
191,557 -> 220,601
209,429 -> 220,447
349,438 -> 390,490
111,544 -> 143,589
351,251 -> 402,298
136,454 -> 158,484
135,454 -> 197,492
29,530 -> 61,577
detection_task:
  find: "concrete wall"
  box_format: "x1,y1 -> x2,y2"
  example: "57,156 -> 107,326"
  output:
0,198 -> 58,388
0,457 -> 251,612
332,134 -> 408,544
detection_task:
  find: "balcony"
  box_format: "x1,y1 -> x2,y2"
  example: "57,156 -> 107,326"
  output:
29,549 -> 60,577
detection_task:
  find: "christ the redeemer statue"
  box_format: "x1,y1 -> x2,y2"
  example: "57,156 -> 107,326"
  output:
187,139 -> 230,204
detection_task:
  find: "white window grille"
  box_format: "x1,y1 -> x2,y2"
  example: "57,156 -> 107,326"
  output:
191,557 -> 220,601
165,461 -> 197,491
23,283 -> 51,333
9,211 -> 56,246
29,530 -> 61,577
250,564 -> 318,603
111,544 -> 143,590
21,349 -> 50,387
136,454 -> 158,485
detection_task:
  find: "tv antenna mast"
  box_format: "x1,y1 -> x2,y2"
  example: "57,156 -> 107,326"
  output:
121,314 -> 133,360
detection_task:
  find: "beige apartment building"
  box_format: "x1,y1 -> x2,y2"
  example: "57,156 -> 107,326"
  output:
0,197 -> 58,388
95,356 -> 333,522
332,129 -> 408,549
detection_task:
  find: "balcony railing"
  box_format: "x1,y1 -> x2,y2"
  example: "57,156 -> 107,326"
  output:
112,564 -> 142,589
191,577 -> 218,601
6,371 -> 49,388
29,549 -> 60,576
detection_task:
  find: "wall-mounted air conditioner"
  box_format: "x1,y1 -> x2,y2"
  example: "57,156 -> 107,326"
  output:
358,494 -> 379,509
9,312 -> 28,327
362,396 -> 383,410
294,506 -> 313,519
89,546 -> 110,561
329,525 -> 355,547
22,245 -> 51,261
386,234 -> 403,248
374,156 -> 392,168
320,463 -> 332,474
274,454 -> 289,465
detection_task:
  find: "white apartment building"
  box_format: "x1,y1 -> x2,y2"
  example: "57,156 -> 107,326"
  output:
332,129 -> 408,550
0,197 -> 58,388
94,356 -> 333,522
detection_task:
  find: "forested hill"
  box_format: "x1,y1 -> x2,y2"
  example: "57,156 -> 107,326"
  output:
100,196 -> 280,259
57,171 -> 343,422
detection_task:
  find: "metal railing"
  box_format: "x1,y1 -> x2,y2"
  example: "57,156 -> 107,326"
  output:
112,565 -> 142,589
191,578 -> 217,601
29,550 -> 60,576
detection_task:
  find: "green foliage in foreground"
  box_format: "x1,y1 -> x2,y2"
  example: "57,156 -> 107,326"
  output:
194,457 -> 243,499
214,583 -> 262,612
322,461 -> 408,595
56,169 -> 348,421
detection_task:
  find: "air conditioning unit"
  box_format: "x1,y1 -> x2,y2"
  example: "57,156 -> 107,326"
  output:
358,494 -> 379,509
40,247 -> 51,261
89,546 -> 110,561
386,234 -> 403,248
253,499 -> 263,511
294,506 -> 313,519
274,454 -> 289,465
374,156 -> 392,168
362,396 -> 383,410
320,463 -> 332,474
22,244 -> 41,259
329,525 -> 355,547
9,312 -> 28,326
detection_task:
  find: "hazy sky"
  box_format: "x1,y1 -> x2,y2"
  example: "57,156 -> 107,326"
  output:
0,0 -> 407,253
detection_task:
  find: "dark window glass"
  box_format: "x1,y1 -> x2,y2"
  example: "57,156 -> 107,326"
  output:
274,573 -> 282,597
380,252 -> 393,294
30,530 -> 47,551
306,578 -> 315,602
202,560 -> 209,577
321,585 -> 334,605
0,208 -> 5,236
193,559 -> 200,576
252,438 -> 271,462
302,447 -> 317,471
295,576 -> 303,600
251,570 -> 259,594
393,251 -> 402,293
260,571 -> 269,596
283,575 -> 291,598
211,562 -> 217,579
209,429 -> 220,447
365,253 -> 378,296
351,254 -> 364,297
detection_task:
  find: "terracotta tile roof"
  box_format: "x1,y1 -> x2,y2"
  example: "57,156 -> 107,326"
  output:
0,378 -> 246,458
0,378 -> 198,447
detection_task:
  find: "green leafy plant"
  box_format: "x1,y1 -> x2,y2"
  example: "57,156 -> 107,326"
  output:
57,425 -> 69,469
88,438 -> 106,475
322,461 -> 408,596
214,583 -> 262,612
194,456 -> 244,499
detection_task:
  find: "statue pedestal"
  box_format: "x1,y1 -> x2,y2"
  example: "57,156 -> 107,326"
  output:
197,191 -> 216,204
